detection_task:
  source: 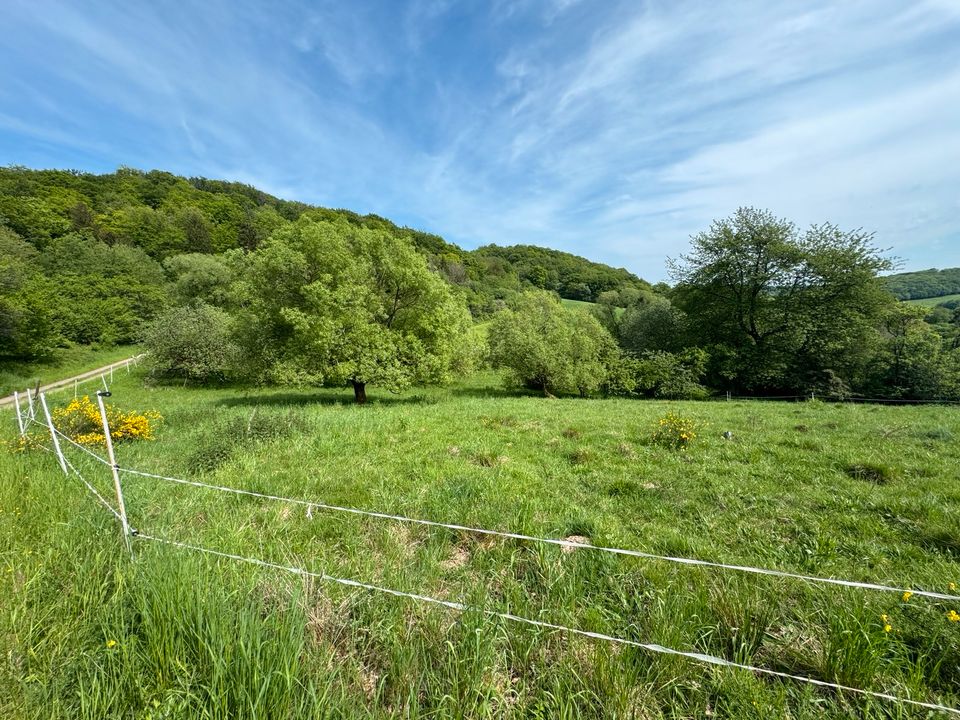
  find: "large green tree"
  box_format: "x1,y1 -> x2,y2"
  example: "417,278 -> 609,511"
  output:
670,208 -> 895,392
234,218 -> 473,403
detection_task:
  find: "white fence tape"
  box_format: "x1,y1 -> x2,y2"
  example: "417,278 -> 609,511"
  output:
118,467 -> 960,602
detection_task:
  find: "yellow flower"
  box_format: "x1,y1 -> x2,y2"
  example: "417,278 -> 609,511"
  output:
902,591 -> 912,602
950,582 -> 957,592
105,639 -> 117,648
883,624 -> 892,633
947,610 -> 960,623
881,614 -> 889,623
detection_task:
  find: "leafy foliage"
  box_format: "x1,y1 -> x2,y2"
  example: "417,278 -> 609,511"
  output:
487,291 -> 618,396
885,267 -> 960,300
670,207 -> 896,394
475,244 -> 651,303
142,303 -> 240,383
233,218 -> 475,402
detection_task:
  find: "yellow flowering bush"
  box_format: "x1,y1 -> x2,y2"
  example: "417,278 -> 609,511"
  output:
652,412 -> 698,450
52,395 -> 162,447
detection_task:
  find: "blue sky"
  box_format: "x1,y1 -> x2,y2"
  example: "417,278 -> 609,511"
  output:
2,0 -> 959,280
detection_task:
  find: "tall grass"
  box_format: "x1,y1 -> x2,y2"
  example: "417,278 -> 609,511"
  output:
1,370 -> 958,718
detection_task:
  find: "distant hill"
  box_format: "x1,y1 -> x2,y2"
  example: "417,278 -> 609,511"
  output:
475,244 -> 650,302
0,166 -> 650,317
884,267 -> 960,300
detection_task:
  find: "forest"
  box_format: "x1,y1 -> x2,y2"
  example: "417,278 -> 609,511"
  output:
885,267 -> 960,300
2,166 -> 959,401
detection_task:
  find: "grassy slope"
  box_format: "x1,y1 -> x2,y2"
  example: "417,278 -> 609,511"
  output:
0,344 -> 141,398
1,371 -> 959,718
904,293 -> 960,307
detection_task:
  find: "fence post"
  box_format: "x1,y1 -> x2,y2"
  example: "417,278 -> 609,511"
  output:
26,387 -> 37,422
726,391 -> 731,402
101,374 -> 108,392
74,378 -> 78,398
96,391 -> 133,558
13,391 -> 25,436
39,393 -> 68,475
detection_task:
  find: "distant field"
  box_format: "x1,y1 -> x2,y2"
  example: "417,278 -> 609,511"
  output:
904,293 -> 960,307
2,370 -> 958,718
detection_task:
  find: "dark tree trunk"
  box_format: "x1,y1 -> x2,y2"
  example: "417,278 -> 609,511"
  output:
352,380 -> 367,404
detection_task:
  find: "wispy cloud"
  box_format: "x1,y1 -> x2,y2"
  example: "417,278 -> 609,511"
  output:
1,0 -> 958,279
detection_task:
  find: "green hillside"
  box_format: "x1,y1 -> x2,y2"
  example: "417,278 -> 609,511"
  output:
0,166 -> 651,339
885,267 -> 960,300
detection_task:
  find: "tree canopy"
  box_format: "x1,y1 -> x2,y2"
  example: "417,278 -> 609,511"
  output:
487,291 -> 618,397
668,208 -> 896,393
233,218 -> 474,402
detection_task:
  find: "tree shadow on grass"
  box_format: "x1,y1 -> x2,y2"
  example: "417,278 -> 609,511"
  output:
446,386 -> 536,400
215,391 -> 428,408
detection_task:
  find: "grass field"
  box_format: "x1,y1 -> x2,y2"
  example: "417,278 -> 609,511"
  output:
2,370 -> 959,718
0,344 -> 141,398
904,294 -> 960,307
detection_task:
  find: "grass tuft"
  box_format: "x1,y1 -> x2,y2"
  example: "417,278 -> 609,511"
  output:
844,462 -> 898,485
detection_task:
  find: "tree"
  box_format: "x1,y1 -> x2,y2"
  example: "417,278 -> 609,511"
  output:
0,227 -> 58,359
487,291 -> 618,396
876,304 -> 960,399
234,218 -> 473,403
669,208 -> 894,392
618,298 -> 687,354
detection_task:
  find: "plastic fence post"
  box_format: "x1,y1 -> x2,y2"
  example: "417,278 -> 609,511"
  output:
96,391 -> 133,558
74,378 -> 78,398
101,374 -> 108,392
40,393 -> 67,475
13,391 -> 25,436
26,387 -> 37,422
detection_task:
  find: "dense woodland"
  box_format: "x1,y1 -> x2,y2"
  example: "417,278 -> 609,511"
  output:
884,267 -> 960,300
2,167 -> 959,401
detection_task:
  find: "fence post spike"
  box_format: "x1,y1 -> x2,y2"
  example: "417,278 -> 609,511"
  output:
13,391 -> 25,436
96,391 -> 134,559
40,393 -> 68,475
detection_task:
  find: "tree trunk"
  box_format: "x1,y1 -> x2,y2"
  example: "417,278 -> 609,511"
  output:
352,380 -> 367,404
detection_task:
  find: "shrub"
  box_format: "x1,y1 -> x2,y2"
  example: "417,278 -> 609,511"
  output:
142,303 -> 240,383
605,349 -> 709,400
53,395 -> 162,446
652,413 -> 698,450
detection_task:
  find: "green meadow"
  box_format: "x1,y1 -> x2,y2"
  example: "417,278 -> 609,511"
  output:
2,370 -> 959,718
905,294 -> 960,307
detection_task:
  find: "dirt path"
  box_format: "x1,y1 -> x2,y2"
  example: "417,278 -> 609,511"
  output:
0,354 -> 146,410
